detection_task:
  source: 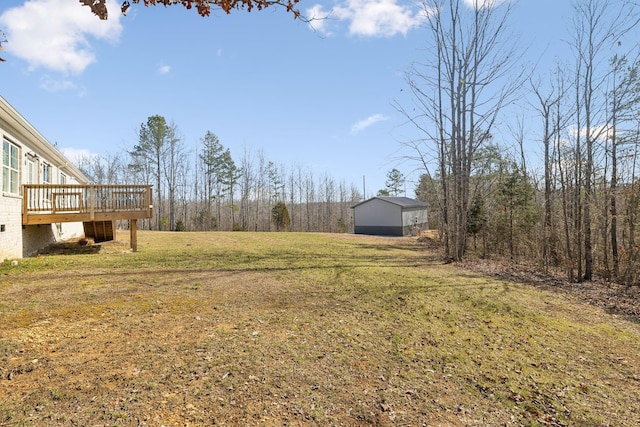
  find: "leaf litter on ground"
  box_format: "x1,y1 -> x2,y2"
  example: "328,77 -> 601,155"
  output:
0,231 -> 639,426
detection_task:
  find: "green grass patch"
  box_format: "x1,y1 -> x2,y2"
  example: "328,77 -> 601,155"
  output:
0,231 -> 638,426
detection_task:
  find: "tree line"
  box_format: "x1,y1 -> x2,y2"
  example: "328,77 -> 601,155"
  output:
404,0 -> 640,286
77,115 -> 363,234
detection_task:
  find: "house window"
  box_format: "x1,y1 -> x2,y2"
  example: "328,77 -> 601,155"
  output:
42,163 -> 51,183
60,173 -> 66,185
2,139 -> 19,194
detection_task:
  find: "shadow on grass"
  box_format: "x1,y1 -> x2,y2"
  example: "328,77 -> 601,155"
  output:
38,241 -> 102,255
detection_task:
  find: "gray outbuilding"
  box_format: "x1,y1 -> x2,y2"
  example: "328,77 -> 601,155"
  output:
352,196 -> 428,236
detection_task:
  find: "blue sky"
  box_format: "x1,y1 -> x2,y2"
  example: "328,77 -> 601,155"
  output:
0,0 -> 574,197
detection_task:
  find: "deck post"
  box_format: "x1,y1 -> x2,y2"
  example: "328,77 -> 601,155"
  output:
89,186 -> 95,220
130,219 -> 138,252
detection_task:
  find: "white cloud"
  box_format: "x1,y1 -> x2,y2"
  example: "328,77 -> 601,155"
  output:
308,0 -> 427,37
462,0 -> 509,9
40,76 -> 78,92
569,124 -> 612,143
0,0 -> 123,74
351,113 -> 389,134
158,64 -> 171,74
307,4 -> 334,35
60,147 -> 97,164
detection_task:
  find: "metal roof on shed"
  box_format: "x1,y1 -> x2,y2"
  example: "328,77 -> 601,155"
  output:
352,196 -> 428,209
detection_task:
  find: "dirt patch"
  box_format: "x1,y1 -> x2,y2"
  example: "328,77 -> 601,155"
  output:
37,238 -> 134,256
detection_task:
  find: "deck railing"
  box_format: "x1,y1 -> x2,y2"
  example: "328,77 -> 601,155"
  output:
22,184 -> 153,225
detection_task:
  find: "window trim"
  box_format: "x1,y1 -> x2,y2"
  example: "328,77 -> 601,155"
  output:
2,138 -> 20,194
42,162 -> 51,184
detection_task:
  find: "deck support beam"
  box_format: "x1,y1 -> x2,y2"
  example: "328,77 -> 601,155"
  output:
130,219 -> 138,252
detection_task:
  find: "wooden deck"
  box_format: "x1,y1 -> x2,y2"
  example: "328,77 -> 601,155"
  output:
22,184 -> 153,225
22,184 -> 152,252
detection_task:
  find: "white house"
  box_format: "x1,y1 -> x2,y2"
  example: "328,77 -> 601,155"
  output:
352,196 -> 428,236
1,95 -> 89,260
1,96 -> 154,261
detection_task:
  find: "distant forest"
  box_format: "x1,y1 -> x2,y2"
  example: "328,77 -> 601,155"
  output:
76,117 -> 365,235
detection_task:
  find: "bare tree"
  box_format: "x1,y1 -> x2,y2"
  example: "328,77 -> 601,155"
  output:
238,146 -> 256,231
255,151 -> 269,231
569,0 -> 640,281
304,170 -> 316,232
163,121 -> 187,231
623,124 -> 640,284
77,152 -> 126,185
530,67 -> 572,271
398,0 -> 523,261
605,55 -> 640,279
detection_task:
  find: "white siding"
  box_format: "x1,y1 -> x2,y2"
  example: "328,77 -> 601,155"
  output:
354,198 -> 402,227
353,197 -> 428,236
1,96 -> 88,259
402,207 -> 428,229
0,193 -> 22,260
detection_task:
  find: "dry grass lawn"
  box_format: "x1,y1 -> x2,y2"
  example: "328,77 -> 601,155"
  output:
1,231 -> 639,426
